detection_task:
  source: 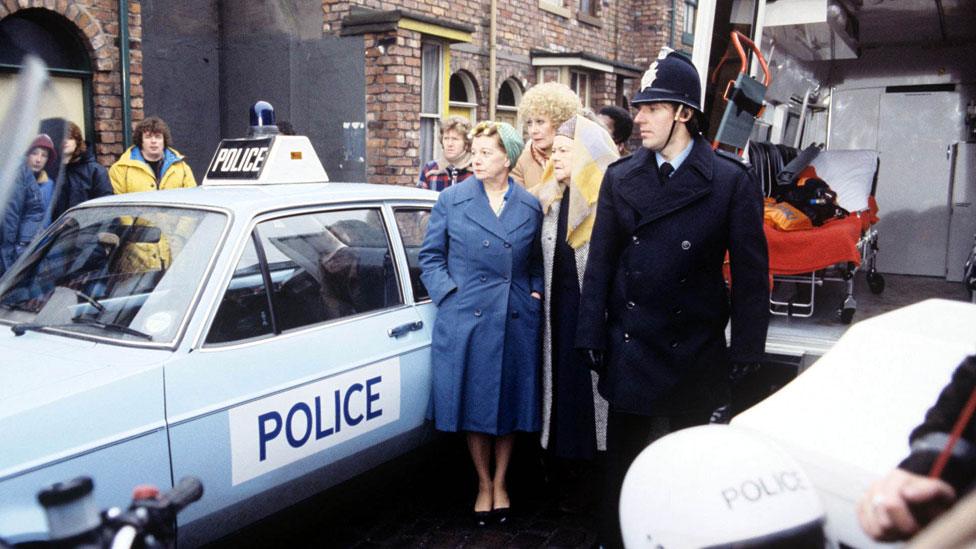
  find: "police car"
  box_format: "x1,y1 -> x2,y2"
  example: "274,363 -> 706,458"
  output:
0,106 -> 438,546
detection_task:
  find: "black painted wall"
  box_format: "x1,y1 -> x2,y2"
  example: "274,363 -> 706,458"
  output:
141,0 -> 221,178
142,0 -> 366,182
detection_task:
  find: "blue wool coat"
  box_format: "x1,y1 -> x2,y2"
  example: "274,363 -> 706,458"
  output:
1,163 -> 47,274
419,177 -> 545,435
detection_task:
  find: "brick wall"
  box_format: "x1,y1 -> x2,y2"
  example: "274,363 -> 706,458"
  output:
329,0 -> 676,107
363,28 -> 423,186
0,1 -> 142,166
332,0 -> 678,185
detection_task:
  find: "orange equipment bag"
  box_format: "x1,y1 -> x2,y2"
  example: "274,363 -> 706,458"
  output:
764,197 -> 813,232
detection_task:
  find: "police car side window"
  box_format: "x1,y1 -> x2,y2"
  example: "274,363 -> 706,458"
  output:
206,236 -> 274,344
256,208 -> 403,331
393,208 -> 431,302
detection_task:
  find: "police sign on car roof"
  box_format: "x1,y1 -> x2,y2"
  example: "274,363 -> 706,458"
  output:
203,101 -> 329,186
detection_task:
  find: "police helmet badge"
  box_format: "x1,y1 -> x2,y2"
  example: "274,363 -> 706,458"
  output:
639,47 -> 675,93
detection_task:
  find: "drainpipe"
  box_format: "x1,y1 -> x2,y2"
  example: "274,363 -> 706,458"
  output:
118,0 -> 132,148
669,0 -> 675,48
488,0 -> 497,120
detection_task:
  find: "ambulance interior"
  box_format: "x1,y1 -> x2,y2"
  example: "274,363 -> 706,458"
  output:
699,0 -> 976,375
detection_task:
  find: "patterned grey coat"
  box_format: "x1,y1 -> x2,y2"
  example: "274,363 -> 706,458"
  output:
540,200 -> 608,451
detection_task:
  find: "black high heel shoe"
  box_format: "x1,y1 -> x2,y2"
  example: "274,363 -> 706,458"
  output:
473,510 -> 492,527
491,506 -> 510,525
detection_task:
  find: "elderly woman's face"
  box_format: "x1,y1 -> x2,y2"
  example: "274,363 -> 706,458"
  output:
525,114 -> 555,151
471,135 -> 509,182
551,135 -> 573,183
441,129 -> 467,162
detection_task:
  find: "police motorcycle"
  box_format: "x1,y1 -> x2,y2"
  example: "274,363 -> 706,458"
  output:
0,476 -> 203,549
617,298 -> 976,548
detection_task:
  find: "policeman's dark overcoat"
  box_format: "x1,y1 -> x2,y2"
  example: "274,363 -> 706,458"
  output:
575,136 -> 769,416
419,177 -> 544,435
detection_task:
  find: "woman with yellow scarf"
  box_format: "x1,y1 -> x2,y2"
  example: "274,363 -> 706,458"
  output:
528,113 -> 619,510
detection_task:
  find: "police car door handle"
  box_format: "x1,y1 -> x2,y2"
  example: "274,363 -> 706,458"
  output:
388,320 -> 423,338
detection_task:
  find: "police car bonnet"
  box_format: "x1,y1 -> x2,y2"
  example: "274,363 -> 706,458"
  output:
203,134 -> 329,185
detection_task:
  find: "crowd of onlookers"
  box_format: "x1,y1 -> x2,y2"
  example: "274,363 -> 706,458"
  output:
0,116 -> 194,277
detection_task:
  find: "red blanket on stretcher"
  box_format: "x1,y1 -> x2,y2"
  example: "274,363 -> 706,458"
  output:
764,214 -> 864,275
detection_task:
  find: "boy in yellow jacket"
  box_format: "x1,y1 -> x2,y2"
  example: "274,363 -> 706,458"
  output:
109,116 -> 196,273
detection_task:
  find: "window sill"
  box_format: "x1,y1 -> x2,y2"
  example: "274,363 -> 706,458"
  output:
577,12 -> 602,28
539,1 -> 571,18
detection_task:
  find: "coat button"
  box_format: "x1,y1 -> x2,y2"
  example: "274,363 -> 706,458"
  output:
670,340 -> 679,348
504,242 -> 511,248
511,311 -> 519,319
623,332 -> 631,341
474,309 -> 482,317
681,240 -> 691,250
626,301 -> 635,309
483,240 -> 490,247
632,235 -> 640,245
672,307 -> 683,316
679,276 -> 688,284
480,275 -> 487,282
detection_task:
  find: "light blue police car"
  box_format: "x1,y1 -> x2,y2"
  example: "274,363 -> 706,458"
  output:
0,126 -> 438,546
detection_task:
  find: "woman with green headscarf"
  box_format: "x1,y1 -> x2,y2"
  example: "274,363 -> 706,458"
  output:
419,121 -> 545,526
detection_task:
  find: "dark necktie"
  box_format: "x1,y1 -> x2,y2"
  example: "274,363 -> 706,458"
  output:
658,162 -> 674,182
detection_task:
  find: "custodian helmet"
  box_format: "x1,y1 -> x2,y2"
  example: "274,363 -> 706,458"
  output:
632,47 -> 702,113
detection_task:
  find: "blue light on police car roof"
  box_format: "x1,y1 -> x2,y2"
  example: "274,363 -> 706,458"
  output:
250,101 -> 276,127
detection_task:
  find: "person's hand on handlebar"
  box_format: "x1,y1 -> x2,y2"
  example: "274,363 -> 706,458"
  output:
857,468 -> 956,542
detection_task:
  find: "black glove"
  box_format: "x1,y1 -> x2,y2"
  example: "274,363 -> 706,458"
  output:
579,348 -> 605,376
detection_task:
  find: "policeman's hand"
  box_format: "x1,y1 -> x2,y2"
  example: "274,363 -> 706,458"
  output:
579,348 -> 605,376
530,291 -> 541,300
857,468 -> 956,542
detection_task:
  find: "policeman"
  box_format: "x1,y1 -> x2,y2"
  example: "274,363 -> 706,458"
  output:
575,48 -> 769,547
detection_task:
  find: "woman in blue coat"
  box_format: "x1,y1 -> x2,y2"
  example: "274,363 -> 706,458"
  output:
420,121 -> 544,525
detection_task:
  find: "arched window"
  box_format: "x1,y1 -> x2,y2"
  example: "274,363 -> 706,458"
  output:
448,71 -> 477,122
495,78 -> 522,127
0,9 -> 93,142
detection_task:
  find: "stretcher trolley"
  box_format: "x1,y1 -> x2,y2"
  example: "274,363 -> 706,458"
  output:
749,143 -> 885,324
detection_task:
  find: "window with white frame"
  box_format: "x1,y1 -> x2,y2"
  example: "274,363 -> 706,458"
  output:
683,0 -> 697,45
570,70 -> 591,107
541,68 -> 560,83
580,0 -> 597,16
496,78 -> 522,127
420,41 -> 444,167
448,71 -> 477,122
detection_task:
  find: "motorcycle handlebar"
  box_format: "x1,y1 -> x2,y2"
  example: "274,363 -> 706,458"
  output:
159,476 -> 203,515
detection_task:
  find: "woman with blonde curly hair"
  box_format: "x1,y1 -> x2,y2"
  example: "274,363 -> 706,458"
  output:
511,82 -> 581,188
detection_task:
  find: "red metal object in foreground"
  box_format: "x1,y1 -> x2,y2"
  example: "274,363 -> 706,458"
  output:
132,484 -> 160,500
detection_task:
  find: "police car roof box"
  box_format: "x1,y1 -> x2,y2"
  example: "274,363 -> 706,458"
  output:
203,134 -> 328,186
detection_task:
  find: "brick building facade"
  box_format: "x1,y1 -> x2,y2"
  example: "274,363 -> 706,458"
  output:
333,0 -> 693,186
2,0 -> 694,184
0,0 -> 142,166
